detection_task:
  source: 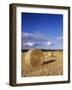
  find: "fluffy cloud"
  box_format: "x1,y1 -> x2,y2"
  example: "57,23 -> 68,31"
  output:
46,41 -> 53,46
22,32 -> 51,49
21,32 -> 63,50
23,42 -> 35,46
22,31 -> 47,41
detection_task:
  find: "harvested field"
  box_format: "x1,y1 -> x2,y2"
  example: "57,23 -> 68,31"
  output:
21,50 -> 63,77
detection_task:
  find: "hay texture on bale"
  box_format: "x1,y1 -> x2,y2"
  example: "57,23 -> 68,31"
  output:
24,49 -> 44,67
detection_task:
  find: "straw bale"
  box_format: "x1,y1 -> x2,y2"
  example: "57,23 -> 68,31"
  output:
24,49 -> 44,67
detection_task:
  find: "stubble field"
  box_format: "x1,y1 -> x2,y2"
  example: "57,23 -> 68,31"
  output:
21,50 -> 63,77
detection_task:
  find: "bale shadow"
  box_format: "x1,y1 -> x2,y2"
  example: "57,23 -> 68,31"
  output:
43,60 -> 56,65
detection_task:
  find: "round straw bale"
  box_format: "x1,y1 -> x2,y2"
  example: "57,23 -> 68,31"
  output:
24,49 -> 44,67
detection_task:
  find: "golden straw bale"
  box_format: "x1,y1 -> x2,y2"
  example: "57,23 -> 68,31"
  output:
24,49 -> 44,67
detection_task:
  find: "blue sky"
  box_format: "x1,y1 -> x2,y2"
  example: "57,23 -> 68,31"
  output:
21,12 -> 63,50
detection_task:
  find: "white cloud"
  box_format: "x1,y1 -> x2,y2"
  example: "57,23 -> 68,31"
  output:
22,31 -> 48,40
24,42 -> 35,46
23,32 -> 33,37
22,32 -> 57,49
46,41 -> 53,46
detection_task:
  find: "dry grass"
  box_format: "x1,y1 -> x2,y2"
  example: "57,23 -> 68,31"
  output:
21,50 -> 63,77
